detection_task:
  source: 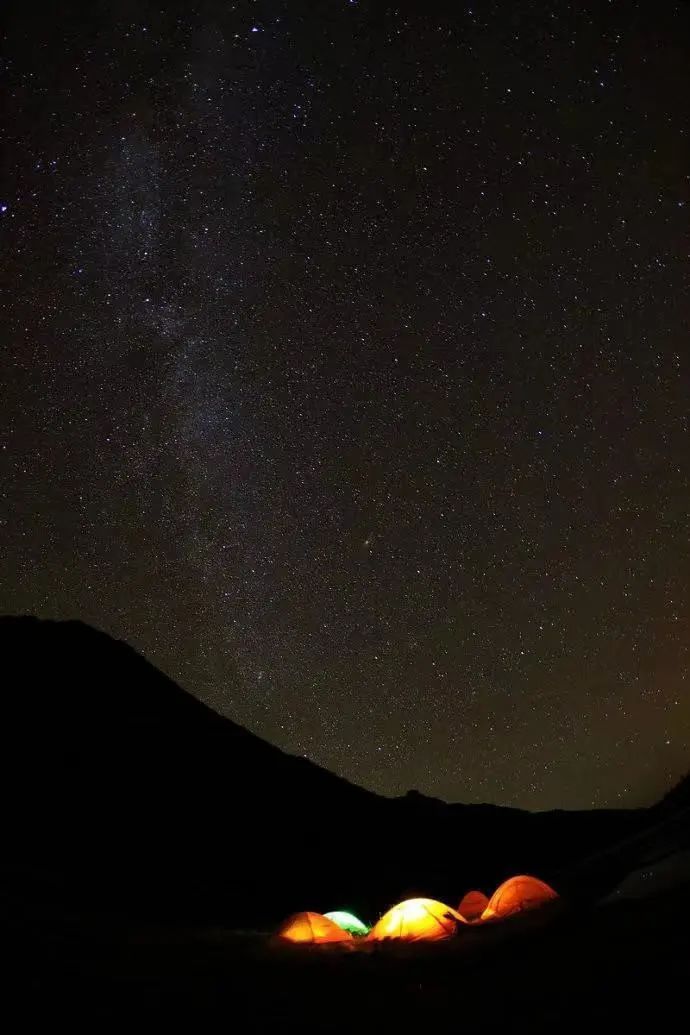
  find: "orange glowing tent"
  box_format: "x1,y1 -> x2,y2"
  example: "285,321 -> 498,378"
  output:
277,911 -> 353,944
370,898 -> 464,942
481,875 -> 558,921
458,889 -> 489,922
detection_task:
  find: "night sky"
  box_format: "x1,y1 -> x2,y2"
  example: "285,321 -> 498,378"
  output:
3,1 -> 689,811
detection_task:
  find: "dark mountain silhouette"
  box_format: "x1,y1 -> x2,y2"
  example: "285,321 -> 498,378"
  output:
660,770 -> 690,809
1,615 -> 680,928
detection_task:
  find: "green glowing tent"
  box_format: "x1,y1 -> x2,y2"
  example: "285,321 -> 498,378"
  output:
324,910 -> 370,937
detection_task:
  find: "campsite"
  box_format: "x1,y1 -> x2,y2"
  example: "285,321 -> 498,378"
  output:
5,617 -> 690,1026
13,861 -> 690,1028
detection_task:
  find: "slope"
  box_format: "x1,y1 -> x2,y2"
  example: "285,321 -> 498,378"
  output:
1,615 -> 646,926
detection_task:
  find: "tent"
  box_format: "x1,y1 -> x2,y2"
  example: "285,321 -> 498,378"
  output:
324,910 -> 371,936
481,875 -> 558,921
370,898 -> 464,942
458,889 -> 489,922
277,911 -> 353,944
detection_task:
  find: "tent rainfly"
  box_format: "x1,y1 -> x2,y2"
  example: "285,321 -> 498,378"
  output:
481,875 -> 558,921
458,889 -> 489,922
370,898 -> 464,942
324,910 -> 371,937
277,911 -> 353,944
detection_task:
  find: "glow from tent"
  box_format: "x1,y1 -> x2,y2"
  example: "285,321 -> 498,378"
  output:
324,910 -> 370,936
481,875 -> 558,921
458,889 -> 489,922
370,897 -> 463,942
277,911 -> 353,944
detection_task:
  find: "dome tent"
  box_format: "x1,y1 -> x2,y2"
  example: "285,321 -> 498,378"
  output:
324,910 -> 370,936
458,889 -> 489,922
481,875 -> 558,921
277,911 -> 353,944
370,898 -> 464,942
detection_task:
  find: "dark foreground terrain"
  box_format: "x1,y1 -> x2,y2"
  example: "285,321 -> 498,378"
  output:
3,615 -> 689,1028
10,881 -> 690,1029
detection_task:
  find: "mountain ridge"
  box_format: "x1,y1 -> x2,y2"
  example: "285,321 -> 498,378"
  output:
0,614 -> 665,927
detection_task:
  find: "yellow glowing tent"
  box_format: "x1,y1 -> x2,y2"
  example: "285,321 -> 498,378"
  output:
277,911 -> 353,944
481,875 -> 558,921
458,889 -> 489,922
370,898 -> 464,942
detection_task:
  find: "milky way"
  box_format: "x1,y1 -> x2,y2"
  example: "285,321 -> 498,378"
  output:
2,0 -> 689,809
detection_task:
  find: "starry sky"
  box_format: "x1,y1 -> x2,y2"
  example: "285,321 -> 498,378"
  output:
2,0 -> 689,811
